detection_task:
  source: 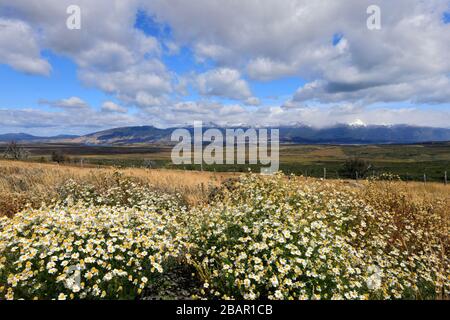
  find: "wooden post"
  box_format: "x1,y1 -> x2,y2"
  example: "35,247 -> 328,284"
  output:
323,167 -> 327,180
423,174 -> 427,184
355,171 -> 359,181
445,171 -> 448,185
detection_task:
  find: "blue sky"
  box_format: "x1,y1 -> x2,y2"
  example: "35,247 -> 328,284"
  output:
0,53 -> 110,110
0,1 -> 449,135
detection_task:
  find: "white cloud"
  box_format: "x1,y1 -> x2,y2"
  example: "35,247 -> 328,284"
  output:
0,107 -> 140,136
145,0 -> 450,105
293,76 -> 450,105
0,0 -> 171,108
0,18 -> 51,75
244,97 -> 261,106
101,101 -> 128,113
134,100 -> 450,129
39,97 -> 90,110
193,42 -> 233,63
247,58 -> 297,81
218,104 -> 246,116
196,68 -> 256,102
79,60 -> 171,108
172,101 -> 220,114
1,102 -> 449,137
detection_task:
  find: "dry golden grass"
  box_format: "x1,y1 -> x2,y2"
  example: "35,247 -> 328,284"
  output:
400,181 -> 450,199
0,160 -> 235,217
0,160 -> 448,218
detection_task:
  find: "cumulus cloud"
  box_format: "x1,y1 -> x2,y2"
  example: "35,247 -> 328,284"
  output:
101,101 -> 128,113
0,0 -> 171,108
39,97 -> 90,110
171,101 -> 220,115
196,68 -> 255,101
1,102 -> 449,137
0,18 -> 51,75
293,76 -> 450,105
244,97 -> 261,106
0,107 -> 140,135
130,100 -> 450,129
247,58 -> 297,82
80,60 -> 172,107
145,0 -> 450,105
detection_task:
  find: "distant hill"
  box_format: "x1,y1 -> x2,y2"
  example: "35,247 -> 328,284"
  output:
0,133 -> 79,143
69,126 -> 174,145
2,124 -> 450,145
278,124 -> 450,144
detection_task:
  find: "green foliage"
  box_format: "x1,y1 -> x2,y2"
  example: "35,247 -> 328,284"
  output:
51,151 -> 68,164
339,158 -> 373,179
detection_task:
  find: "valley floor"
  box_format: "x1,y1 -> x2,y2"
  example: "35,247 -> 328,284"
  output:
1,142 -> 449,182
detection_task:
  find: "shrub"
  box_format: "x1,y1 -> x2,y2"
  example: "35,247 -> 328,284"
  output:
51,151 -> 68,164
57,172 -> 184,212
340,158 -> 372,179
1,171 -> 448,300
3,141 -> 29,160
185,173 -> 449,300
0,203 -> 187,300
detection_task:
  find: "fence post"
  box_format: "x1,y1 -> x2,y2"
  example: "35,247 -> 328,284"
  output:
445,171 -> 448,185
423,174 -> 427,184
323,167 -> 327,180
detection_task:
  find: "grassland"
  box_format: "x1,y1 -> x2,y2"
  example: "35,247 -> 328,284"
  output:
0,160 -> 234,217
1,142 -> 449,182
0,159 -> 448,217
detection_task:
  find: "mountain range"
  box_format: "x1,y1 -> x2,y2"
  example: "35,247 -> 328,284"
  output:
0,133 -> 79,143
1,124 -> 450,145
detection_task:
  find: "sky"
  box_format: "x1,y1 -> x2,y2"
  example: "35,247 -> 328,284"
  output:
0,0 -> 449,135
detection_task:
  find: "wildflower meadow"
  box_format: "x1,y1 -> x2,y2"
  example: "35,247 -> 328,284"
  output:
0,168 -> 448,300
